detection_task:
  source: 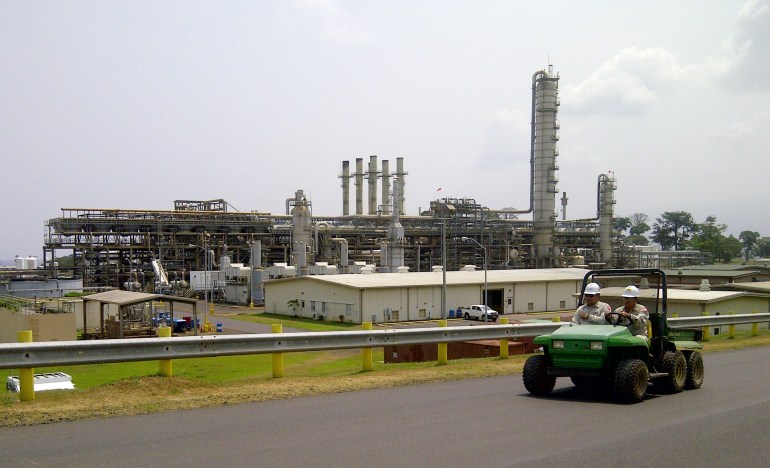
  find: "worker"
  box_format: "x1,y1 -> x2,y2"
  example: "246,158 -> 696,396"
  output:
572,282 -> 611,325
607,285 -> 649,339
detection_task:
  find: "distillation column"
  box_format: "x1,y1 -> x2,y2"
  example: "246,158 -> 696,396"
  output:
367,155 -> 379,215
381,159 -> 390,215
396,157 -> 407,215
291,191 -> 312,276
355,158 -> 364,215
532,66 -> 560,268
340,160 -> 351,216
598,173 -> 616,267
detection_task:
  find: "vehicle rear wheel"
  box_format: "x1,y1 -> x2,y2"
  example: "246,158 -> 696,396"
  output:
464,313 -> 470,320
659,350 -> 686,394
685,351 -> 704,389
523,355 -> 556,396
614,359 -> 648,403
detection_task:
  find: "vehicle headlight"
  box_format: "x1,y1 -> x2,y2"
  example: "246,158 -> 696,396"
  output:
552,340 -> 565,349
590,341 -> 603,351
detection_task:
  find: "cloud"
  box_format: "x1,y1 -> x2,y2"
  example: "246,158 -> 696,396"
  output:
474,109 -> 530,168
290,0 -> 373,43
561,47 -> 699,116
724,0 -> 770,91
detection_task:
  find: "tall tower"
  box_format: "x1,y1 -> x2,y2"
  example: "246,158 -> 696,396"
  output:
532,66 -> 560,268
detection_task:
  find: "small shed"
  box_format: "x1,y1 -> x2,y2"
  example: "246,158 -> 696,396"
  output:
82,291 -> 199,339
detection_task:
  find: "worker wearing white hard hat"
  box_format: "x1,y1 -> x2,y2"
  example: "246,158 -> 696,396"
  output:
572,282 -> 611,325
607,285 -> 649,339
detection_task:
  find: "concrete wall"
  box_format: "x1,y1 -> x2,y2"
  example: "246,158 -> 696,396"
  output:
1,309 -> 76,342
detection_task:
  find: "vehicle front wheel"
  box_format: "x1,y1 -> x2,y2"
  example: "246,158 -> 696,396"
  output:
659,351 -> 686,394
614,359 -> 649,403
523,355 -> 556,396
685,351 -> 704,389
464,312 -> 470,320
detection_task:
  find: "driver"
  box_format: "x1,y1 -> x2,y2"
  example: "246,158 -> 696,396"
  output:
607,285 -> 649,339
571,283 -> 611,325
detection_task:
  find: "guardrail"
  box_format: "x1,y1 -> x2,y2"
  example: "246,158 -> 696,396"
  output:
2,313 -> 769,401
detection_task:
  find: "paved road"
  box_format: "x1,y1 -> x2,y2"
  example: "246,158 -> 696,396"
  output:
2,347 -> 769,467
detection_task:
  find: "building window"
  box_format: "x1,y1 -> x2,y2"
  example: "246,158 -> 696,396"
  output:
346,304 -> 352,316
392,310 -> 400,321
310,301 -> 316,313
560,301 -> 566,309
528,302 -> 534,311
419,308 -> 426,319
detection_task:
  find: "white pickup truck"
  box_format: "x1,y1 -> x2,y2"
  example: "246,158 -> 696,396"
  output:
461,305 -> 499,322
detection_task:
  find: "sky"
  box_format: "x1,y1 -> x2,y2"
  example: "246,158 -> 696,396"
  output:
2,0 -> 769,263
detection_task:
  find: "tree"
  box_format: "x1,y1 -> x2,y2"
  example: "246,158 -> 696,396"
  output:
614,217 -> 632,234
757,238 -> 770,258
629,213 -> 650,237
739,231 -> 761,261
687,216 -> 741,263
651,211 -> 697,250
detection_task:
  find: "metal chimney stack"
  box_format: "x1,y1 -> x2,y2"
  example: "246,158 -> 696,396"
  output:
355,158 -> 363,215
396,157 -> 407,215
340,160 -> 350,216
381,159 -> 390,215
367,155 -> 378,215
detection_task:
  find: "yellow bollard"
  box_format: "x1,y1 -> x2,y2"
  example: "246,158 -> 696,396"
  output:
209,303 -> 215,315
728,312 -> 735,339
437,320 -> 448,366
362,322 -> 373,371
752,310 -> 759,336
272,324 -> 284,378
701,311 -> 710,341
671,312 -> 678,318
158,326 -> 173,377
249,301 -> 254,310
499,317 -> 509,359
552,315 -> 561,322
17,330 -> 34,402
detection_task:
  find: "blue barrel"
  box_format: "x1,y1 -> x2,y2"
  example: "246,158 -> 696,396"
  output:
448,310 -> 455,318
216,323 -> 223,333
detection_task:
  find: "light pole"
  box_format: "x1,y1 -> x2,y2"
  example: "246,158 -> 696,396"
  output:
461,236 -> 488,321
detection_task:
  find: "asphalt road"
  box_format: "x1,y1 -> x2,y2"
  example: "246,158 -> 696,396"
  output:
3,347 -> 769,467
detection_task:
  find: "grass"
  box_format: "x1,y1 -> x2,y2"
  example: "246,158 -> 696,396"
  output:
221,312 -> 360,332
2,327 -> 769,428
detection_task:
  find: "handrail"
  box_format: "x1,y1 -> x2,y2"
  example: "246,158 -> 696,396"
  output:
1,314 -> 768,370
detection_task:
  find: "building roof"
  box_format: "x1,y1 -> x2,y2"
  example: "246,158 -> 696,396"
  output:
82,290 -> 198,306
719,281 -> 770,294
663,269 -> 760,279
268,268 -> 589,290
599,287 -> 746,304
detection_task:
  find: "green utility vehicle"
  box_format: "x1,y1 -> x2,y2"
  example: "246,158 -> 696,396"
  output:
523,268 -> 704,403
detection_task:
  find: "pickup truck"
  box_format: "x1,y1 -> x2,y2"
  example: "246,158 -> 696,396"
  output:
461,305 -> 499,322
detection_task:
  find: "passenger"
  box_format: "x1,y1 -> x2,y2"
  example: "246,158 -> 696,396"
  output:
607,285 -> 649,339
571,282 -> 611,325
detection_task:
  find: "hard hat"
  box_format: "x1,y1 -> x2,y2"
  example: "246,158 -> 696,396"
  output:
622,285 -> 640,298
584,283 -> 601,295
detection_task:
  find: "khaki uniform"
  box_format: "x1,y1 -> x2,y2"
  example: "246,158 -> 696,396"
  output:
608,303 -> 649,337
571,302 -> 611,325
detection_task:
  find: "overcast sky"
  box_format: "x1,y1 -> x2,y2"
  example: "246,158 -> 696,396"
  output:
2,0 -> 769,263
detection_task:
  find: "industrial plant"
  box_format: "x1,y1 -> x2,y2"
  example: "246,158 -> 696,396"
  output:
4,66 -> 704,309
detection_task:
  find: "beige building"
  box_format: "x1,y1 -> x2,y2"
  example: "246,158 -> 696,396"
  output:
264,268 -> 589,323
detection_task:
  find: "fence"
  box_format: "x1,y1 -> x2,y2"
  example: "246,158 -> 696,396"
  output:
2,313 -> 769,401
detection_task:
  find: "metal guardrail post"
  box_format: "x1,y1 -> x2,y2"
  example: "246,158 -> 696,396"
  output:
158,326 -> 172,377
499,318 -> 509,359
728,312 -> 735,339
701,312 -> 710,341
752,311 -> 759,336
437,320 -> 448,365
17,330 -> 34,402
362,322 -> 373,371
272,324 -> 284,378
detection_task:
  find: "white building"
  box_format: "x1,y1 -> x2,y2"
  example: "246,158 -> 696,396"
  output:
264,268 -> 589,323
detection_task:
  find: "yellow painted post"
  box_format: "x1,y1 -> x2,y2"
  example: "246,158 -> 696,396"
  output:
728,312 -> 735,339
701,311 -> 710,341
752,310 -> 759,336
552,315 -> 561,322
671,312 -> 678,318
437,320 -> 448,366
17,330 -> 34,402
499,317 -> 509,359
362,322 -> 373,371
249,301 -> 254,310
272,324 -> 284,378
158,326 -> 173,377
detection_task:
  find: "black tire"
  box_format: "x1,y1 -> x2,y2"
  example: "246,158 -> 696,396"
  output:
614,358 -> 649,403
685,351 -> 704,389
659,351 -> 686,394
523,355 -> 556,396
464,312 -> 470,320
